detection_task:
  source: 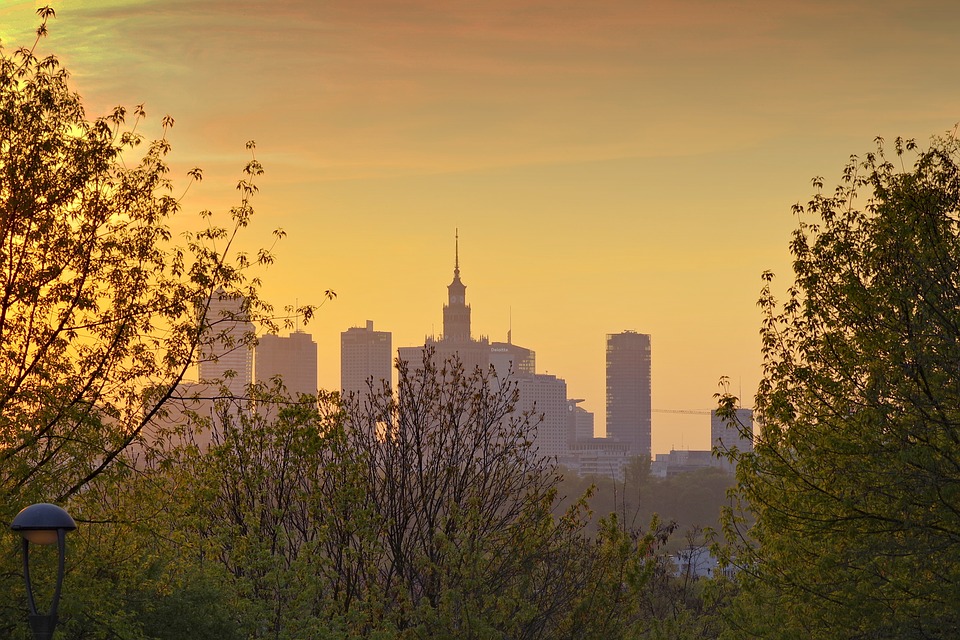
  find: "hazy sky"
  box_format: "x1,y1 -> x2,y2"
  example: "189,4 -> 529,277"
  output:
3,0 -> 958,453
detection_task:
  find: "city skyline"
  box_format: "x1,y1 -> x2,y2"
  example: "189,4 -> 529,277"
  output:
3,1 -> 957,453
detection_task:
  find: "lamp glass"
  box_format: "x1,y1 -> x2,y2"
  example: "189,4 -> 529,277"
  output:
21,529 -> 60,545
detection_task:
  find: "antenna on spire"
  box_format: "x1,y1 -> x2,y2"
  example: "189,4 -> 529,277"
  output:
454,228 -> 460,277
508,306 -> 512,344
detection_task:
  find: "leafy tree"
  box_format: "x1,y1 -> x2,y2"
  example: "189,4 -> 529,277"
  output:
54,461 -> 247,640
0,9 -> 290,635
0,8 -> 281,507
557,460 -> 736,639
718,130 -> 960,638
302,351 -> 595,637
172,382 -> 335,639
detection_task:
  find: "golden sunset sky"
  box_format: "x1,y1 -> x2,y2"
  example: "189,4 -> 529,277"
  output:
2,0 -> 958,453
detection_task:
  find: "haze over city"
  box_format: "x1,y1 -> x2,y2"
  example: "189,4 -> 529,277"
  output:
3,0 -> 957,453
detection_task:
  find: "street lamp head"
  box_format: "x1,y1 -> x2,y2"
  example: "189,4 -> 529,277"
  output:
11,503 -> 77,545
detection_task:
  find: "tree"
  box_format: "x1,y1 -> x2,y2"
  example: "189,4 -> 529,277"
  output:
0,10 -> 290,634
328,351 -> 593,637
159,352 -> 689,639
0,9 -> 279,507
171,382 -> 336,639
718,130 -> 960,638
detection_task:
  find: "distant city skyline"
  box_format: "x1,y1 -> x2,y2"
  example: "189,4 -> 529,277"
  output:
5,1 -> 956,453
344,240 -> 705,467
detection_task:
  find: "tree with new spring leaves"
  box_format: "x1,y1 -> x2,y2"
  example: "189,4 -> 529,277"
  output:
0,8 -> 287,513
718,129 -> 960,638
157,353 -> 701,639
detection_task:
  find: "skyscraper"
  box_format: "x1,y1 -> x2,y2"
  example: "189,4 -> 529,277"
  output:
341,320 -> 392,399
605,331 -> 652,458
256,331 -> 318,397
489,341 -> 535,379
711,408 -> 754,472
198,289 -> 254,397
140,290 -> 254,460
514,373 -> 569,459
396,234 -> 575,464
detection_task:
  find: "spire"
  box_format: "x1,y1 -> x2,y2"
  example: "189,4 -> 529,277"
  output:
444,229 -> 470,341
447,229 -> 465,297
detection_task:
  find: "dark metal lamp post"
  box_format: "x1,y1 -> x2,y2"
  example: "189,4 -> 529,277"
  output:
10,503 -> 77,640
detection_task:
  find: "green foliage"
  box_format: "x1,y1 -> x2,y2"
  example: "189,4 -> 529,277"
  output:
122,354 -> 731,639
720,129 -> 960,638
0,11 -> 290,637
169,355 -> 601,638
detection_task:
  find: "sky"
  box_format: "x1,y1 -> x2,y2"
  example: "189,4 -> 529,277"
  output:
2,0 -> 959,453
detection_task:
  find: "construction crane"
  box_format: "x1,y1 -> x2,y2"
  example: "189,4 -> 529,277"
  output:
652,409 -> 712,415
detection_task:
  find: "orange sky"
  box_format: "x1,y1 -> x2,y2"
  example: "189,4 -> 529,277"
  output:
3,0 -> 959,453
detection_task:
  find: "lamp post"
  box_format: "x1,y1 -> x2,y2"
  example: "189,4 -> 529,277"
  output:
10,503 -> 77,640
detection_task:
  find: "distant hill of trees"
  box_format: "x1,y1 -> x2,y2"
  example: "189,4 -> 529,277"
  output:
557,459 -> 737,549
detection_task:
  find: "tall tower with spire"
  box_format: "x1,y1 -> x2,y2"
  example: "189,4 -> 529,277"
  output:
443,230 -> 471,342
393,231 -> 579,464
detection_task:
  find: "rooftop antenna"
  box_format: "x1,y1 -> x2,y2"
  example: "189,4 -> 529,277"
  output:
508,306 -> 512,344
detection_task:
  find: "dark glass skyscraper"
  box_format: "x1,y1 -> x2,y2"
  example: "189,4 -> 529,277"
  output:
605,331 -> 652,457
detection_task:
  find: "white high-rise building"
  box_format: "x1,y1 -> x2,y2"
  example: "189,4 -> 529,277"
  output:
256,331 -> 318,397
711,408 -> 754,472
341,320 -> 392,400
514,373 -> 569,460
198,290 -> 254,398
